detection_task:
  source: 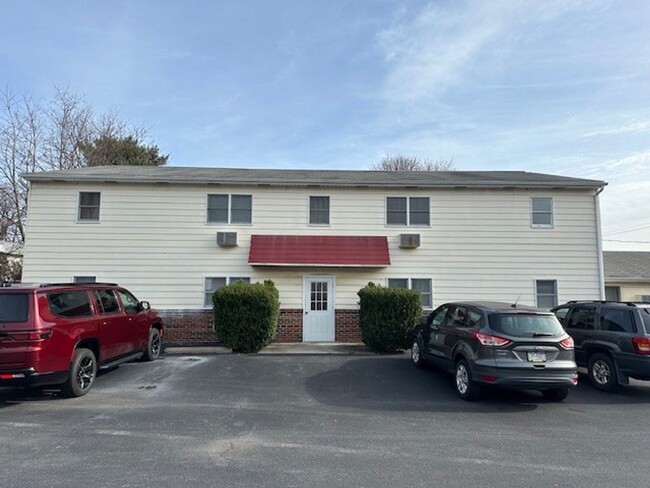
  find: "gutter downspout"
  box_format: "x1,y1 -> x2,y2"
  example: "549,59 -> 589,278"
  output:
594,187 -> 605,300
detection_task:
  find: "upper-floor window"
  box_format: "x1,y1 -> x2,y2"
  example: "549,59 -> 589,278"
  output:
387,278 -> 432,308
204,276 -> 251,307
536,279 -> 557,308
78,192 -> 101,222
386,197 -> 430,226
207,194 -> 252,224
531,197 -> 553,228
309,196 -> 330,225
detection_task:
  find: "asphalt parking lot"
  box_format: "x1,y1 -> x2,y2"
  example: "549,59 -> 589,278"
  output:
1,354 -> 649,488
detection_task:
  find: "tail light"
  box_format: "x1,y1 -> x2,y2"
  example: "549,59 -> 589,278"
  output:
473,332 -> 511,347
559,336 -> 574,350
632,337 -> 650,355
10,330 -> 53,342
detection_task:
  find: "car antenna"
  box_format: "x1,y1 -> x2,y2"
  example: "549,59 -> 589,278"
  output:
511,296 -> 521,309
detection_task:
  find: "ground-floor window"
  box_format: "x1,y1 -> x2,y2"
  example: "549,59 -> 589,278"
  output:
387,278 -> 432,308
604,286 -> 621,301
204,276 -> 251,307
535,280 -> 558,308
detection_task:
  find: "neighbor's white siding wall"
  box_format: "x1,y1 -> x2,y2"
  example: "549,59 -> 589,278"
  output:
22,182 -> 601,310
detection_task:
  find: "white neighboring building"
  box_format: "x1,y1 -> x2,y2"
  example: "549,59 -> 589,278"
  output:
22,166 -> 606,344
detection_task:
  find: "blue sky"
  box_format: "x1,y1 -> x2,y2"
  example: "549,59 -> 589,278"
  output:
2,1 -> 650,249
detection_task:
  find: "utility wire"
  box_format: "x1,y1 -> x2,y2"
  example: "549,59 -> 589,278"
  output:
603,238 -> 650,243
603,222 -> 650,236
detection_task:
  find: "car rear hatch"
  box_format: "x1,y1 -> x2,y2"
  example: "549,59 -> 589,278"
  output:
488,313 -> 575,372
0,292 -> 33,367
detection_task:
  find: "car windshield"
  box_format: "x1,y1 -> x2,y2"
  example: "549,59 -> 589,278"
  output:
489,313 -> 565,338
0,293 -> 29,322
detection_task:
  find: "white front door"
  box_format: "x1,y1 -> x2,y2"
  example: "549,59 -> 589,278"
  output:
303,276 -> 335,342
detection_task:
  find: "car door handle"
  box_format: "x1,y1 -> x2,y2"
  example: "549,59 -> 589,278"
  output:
101,321 -> 110,326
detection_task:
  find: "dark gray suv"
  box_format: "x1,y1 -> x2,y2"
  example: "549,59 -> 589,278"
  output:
551,301 -> 650,391
411,301 -> 578,401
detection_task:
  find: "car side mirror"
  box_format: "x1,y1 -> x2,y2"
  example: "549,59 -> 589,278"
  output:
139,301 -> 151,311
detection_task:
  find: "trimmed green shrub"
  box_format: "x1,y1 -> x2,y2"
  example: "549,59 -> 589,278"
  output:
213,279 -> 280,353
357,282 -> 422,352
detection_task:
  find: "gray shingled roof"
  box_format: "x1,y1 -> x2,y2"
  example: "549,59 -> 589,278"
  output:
23,165 -> 606,189
604,251 -> 650,282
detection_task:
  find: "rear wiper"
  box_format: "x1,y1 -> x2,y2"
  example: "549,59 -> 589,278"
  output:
533,332 -> 555,337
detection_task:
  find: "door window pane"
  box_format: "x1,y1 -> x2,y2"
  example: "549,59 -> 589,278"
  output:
600,307 -> 635,333
566,307 -> 596,330
94,290 -> 120,314
117,290 -> 140,314
310,281 -> 328,311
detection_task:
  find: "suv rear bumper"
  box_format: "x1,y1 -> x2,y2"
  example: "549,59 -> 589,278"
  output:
0,368 -> 68,387
614,353 -> 650,380
473,363 -> 578,390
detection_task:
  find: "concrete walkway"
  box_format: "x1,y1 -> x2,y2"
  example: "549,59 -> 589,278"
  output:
164,342 -> 382,356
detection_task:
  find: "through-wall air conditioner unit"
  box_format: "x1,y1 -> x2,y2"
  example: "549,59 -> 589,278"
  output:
399,233 -> 420,249
216,232 -> 238,247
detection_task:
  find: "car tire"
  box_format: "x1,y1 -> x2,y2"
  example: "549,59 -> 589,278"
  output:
142,328 -> 162,362
61,348 -> 97,398
411,337 -> 426,369
542,387 -> 569,402
588,353 -> 619,392
454,359 -> 481,401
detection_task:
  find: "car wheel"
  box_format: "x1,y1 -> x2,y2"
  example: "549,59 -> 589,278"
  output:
61,348 -> 97,398
588,353 -> 619,392
542,387 -> 569,402
411,338 -> 426,368
454,359 -> 481,401
142,328 -> 162,361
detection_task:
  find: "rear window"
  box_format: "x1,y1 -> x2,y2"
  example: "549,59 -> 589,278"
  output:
0,293 -> 28,322
47,291 -> 93,318
641,308 -> 650,333
488,313 -> 565,338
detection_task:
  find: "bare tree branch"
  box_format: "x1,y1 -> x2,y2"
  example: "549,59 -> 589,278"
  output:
371,155 -> 456,171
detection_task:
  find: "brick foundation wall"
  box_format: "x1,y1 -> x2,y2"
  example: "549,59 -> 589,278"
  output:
159,308 -> 362,345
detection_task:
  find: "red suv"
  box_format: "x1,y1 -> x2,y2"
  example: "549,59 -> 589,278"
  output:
0,282 -> 163,397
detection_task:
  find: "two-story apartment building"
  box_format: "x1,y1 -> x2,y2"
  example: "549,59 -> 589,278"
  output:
22,166 -> 606,344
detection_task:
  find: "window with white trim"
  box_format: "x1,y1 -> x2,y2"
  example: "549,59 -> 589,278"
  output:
309,196 -> 330,225
531,197 -> 553,228
536,280 -> 558,308
207,194 -> 252,224
78,192 -> 101,222
387,278 -> 433,308
204,276 -> 251,307
386,197 -> 430,226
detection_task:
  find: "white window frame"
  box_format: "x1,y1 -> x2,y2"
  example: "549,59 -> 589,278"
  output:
385,196 -> 430,227
206,194 -> 253,225
535,279 -> 558,308
203,276 -> 251,308
308,195 -> 330,226
386,277 -> 433,309
530,197 -> 554,229
77,191 -> 101,223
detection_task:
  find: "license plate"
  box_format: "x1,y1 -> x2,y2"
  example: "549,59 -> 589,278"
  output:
527,351 -> 546,362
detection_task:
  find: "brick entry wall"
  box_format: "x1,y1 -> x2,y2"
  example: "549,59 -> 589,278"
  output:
159,308 -> 361,345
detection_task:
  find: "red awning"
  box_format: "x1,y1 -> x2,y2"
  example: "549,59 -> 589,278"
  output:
248,235 -> 391,267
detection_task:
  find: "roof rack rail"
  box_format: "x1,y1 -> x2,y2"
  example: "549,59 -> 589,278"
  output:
38,282 -> 119,288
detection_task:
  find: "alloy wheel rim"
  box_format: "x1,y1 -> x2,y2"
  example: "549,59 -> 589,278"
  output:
592,360 -> 611,385
151,334 -> 161,357
411,342 -> 420,363
77,356 -> 95,390
456,364 -> 469,394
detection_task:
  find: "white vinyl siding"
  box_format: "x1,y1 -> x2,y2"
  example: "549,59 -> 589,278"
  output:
23,183 -> 601,310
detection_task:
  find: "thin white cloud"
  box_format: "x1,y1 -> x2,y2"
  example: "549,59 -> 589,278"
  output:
582,120 -> 650,138
377,0 -> 594,103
